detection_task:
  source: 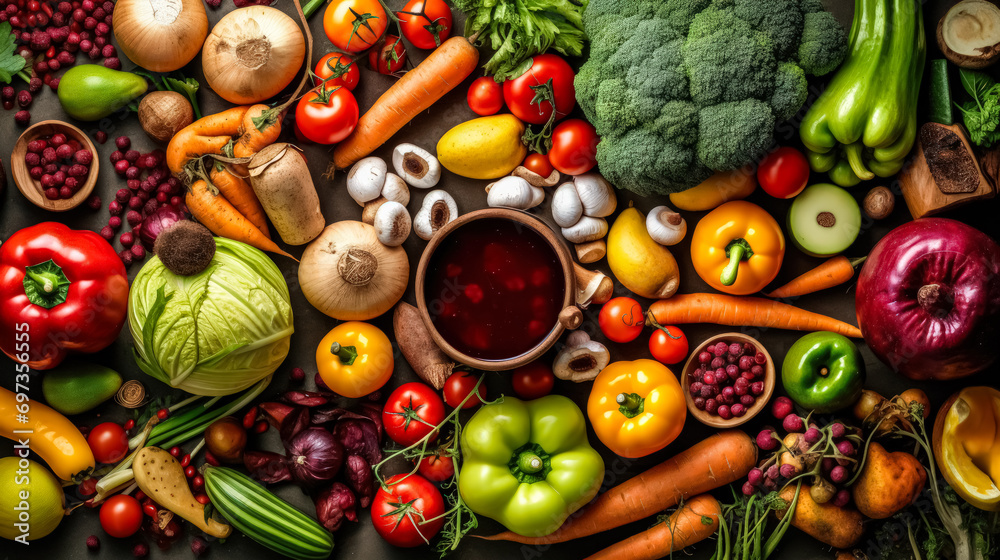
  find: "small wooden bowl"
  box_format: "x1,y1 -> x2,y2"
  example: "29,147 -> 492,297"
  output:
11,120 -> 98,211
681,332 -> 775,428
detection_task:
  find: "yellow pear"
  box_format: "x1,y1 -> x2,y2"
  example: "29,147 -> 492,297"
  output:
607,207 -> 680,299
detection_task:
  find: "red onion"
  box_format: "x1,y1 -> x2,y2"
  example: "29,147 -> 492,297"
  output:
139,205 -> 189,251
285,428 -> 344,486
315,482 -> 357,532
244,450 -> 292,483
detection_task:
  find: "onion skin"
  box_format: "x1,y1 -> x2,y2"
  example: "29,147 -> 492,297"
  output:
139,91 -> 194,143
856,218 -> 1000,380
140,206 -> 190,251
113,0 -> 208,73
286,427 -> 344,486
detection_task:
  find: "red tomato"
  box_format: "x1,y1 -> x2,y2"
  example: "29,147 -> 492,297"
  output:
100,495 -> 143,538
416,453 -> 454,481
511,362 -> 555,400
442,371 -> 486,409
369,35 -> 407,74
757,147 -> 810,199
372,474 -> 445,547
295,86 -> 359,145
88,422 -> 128,464
649,325 -> 689,365
467,76 -> 503,116
397,0 -> 452,50
324,0 -> 387,54
598,297 -> 645,343
502,54 -> 576,125
314,52 -> 360,91
548,119 -> 599,175
383,383 -> 445,446
522,153 -> 554,177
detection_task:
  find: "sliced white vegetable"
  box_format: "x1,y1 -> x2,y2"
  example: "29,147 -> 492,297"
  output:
392,143 -> 441,189
347,157 -> 387,206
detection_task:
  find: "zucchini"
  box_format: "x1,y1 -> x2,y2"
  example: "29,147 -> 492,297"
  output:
928,59 -> 953,125
203,466 -> 333,559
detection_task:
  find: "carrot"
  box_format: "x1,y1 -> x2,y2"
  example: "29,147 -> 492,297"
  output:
332,35 -> 479,170
584,494 -> 721,560
185,179 -> 293,260
764,256 -> 867,299
209,163 -> 271,239
166,106 -> 250,175
480,430 -> 756,545
234,104 -> 282,159
645,293 -> 863,338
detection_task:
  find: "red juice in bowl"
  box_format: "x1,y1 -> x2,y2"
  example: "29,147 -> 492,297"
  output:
424,218 -> 565,361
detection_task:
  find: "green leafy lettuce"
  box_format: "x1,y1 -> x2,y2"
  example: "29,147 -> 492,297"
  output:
0,22 -> 27,84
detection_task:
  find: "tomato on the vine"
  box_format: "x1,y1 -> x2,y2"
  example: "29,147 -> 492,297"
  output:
100,495 -> 143,538
88,422 -> 128,464
442,371 -> 486,409
314,52 -> 360,91
324,0 -> 387,54
371,474 -> 445,547
598,297 -> 645,343
295,85 -> 359,145
397,0 -> 452,50
369,35 -> 407,74
522,153 -> 553,177
757,147 -> 810,199
511,362 -> 555,400
549,118 -> 599,175
383,383 -> 445,446
502,54 -> 576,125
416,453 -> 454,481
649,325 -> 688,365
467,76 -> 503,116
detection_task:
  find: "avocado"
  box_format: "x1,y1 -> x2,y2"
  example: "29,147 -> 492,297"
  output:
57,65 -> 148,121
41,362 -> 123,415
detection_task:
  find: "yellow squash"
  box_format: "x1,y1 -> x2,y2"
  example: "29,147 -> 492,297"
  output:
607,207 -> 680,299
668,168 -> 757,212
436,115 -> 527,179
0,386 -> 94,482
933,386 -> 1000,511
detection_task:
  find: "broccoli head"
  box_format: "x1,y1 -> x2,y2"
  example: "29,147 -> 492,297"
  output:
576,0 -> 848,196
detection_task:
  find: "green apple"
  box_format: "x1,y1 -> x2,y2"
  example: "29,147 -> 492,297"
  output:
787,183 -> 861,257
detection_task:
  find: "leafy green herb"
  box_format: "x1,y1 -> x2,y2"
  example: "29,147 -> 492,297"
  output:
452,0 -> 588,81
956,68 -> 1000,147
0,22 -> 28,84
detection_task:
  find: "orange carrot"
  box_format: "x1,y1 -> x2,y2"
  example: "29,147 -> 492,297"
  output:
764,256 -> 867,299
645,293 -> 863,338
185,179 -> 293,260
583,494 -> 721,560
480,430 -> 756,545
166,106 -> 250,175
209,163 -> 271,239
332,35 -> 479,170
234,104 -> 282,159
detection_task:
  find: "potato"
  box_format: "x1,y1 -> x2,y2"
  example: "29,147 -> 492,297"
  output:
248,143 -> 325,245
776,484 -> 864,549
851,442 -> 926,519
133,447 -> 231,538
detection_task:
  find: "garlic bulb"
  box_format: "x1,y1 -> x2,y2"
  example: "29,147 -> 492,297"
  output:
573,173 -> 616,217
486,176 -> 542,209
114,0 -> 208,73
381,173 -> 410,206
202,6 -> 305,104
374,201 -> 411,247
414,191 -> 458,240
552,182 -> 584,227
347,157 -> 387,206
561,216 -> 608,243
646,205 -> 687,246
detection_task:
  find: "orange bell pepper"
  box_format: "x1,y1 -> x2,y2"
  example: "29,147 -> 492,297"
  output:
586,359 -> 686,458
690,201 -> 785,295
933,386 -> 1000,511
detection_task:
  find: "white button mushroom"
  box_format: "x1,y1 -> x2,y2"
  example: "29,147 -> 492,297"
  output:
551,182 -> 584,228
573,173 -> 616,217
646,205 -> 687,246
374,201 -> 412,247
553,331 -> 611,383
561,216 -> 608,244
486,176 -> 543,209
381,173 -> 410,206
393,143 -> 441,189
347,157 -> 387,206
413,190 -> 459,240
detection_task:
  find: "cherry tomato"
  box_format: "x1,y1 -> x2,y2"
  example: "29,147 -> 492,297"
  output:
548,119 -> 599,175
416,453 -> 455,481
99,495 -> 143,538
502,54 -> 576,125
368,35 -> 406,74
649,325 -> 689,365
295,85 -> 359,145
757,147 -> 810,199
371,474 -> 445,547
88,422 -> 129,464
598,297 -> 645,343
442,371 -> 486,409
314,52 -> 360,91
397,0 -> 452,50
383,383 -> 446,446
467,76 -> 503,116
522,153 -> 554,177
324,0 -> 387,54
511,362 -> 555,400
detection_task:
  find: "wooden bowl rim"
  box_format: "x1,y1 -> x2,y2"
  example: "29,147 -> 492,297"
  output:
11,120 -> 99,212
414,208 -> 575,371
680,332 -> 776,428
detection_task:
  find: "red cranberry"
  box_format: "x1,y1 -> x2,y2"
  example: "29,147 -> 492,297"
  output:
100,43 -> 114,58
55,144 -> 74,159
115,188 -> 130,202
28,166 -> 43,180
169,196 -> 182,207
697,351 -> 712,364
717,405 -> 732,419
16,90 -> 32,108
101,56 -> 119,69
710,356 -> 724,369
115,136 -> 130,150
94,130 -> 107,144
99,225 -> 114,240
58,185 -> 72,198
119,232 -> 134,247
65,177 -> 79,191
704,398 -> 718,414
699,384 -> 716,399
108,216 -> 122,229
126,210 -> 142,226
740,394 -> 756,407
730,403 -> 745,417
832,490 -> 851,508
113,159 -> 129,175
86,194 -> 101,210
132,542 -> 148,558
693,396 -> 706,410
755,352 -> 767,364
124,166 -> 140,180
86,535 -> 100,551
109,150 -> 124,163
68,164 -> 88,177
124,149 -> 140,162
689,381 -> 703,396
108,199 -> 123,215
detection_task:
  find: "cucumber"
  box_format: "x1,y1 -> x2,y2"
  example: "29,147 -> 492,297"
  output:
928,59 -> 953,125
41,362 -> 122,415
203,466 -> 333,560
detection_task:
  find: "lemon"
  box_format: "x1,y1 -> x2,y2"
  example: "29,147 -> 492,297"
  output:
0,457 -> 65,541
607,208 -> 681,299
436,115 -> 527,179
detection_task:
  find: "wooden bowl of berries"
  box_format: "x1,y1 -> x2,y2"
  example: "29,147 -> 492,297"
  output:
680,332 -> 775,428
11,120 -> 98,211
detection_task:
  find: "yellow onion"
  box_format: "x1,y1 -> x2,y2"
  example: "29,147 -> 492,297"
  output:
202,6 -> 306,104
112,0 -> 208,72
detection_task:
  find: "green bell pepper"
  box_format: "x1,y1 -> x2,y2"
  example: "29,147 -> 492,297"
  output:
459,395 -> 605,537
781,332 -> 865,413
799,0 -> 925,187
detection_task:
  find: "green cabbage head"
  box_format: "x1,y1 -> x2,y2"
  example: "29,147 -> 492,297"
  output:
128,238 -> 293,396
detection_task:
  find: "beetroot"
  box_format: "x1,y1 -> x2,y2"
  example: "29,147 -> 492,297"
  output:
315,483 -> 357,532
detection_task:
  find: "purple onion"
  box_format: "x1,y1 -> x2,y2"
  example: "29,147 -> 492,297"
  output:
315,482 -> 357,532
139,205 -> 189,251
334,418 -> 382,464
344,454 -> 375,508
286,428 -> 344,486
244,451 -> 292,483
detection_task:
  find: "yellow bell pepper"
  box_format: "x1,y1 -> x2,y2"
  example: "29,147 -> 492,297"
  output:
934,386 -> 1000,511
586,359 -> 686,458
691,201 -> 785,295
316,322 -> 393,398
0,386 -> 94,482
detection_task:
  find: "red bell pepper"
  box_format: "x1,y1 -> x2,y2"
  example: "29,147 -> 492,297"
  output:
0,222 -> 129,370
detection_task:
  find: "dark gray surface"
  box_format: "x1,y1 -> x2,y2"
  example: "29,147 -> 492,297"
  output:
1,1 -> 997,559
